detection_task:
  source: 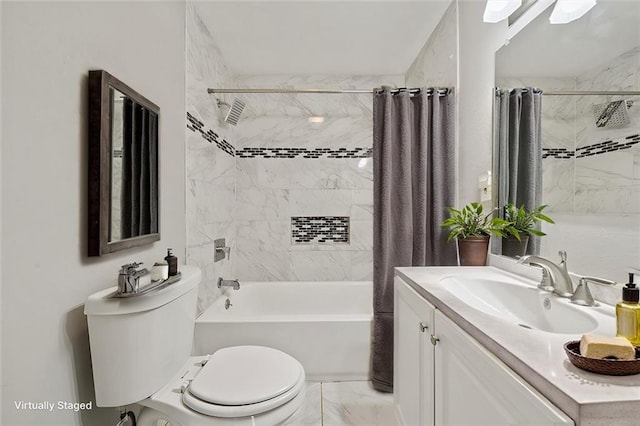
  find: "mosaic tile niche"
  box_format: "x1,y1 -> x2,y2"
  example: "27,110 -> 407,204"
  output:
291,216 -> 350,244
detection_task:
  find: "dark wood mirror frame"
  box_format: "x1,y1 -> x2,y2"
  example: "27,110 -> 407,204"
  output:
88,70 -> 160,256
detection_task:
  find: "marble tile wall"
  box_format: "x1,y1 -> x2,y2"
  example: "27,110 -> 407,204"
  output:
405,0 -> 457,88
186,2 -> 237,314
540,213 -> 639,284
233,74 -> 403,282
574,46 -> 640,215
187,5 -> 404,294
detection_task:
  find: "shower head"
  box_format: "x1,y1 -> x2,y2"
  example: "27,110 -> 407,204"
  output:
593,100 -> 632,128
216,98 -> 246,126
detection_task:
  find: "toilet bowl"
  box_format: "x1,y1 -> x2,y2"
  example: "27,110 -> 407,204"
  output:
85,266 -> 305,426
137,347 -> 306,426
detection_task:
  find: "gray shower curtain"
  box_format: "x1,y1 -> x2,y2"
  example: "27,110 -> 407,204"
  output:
496,88 -> 543,254
122,98 -> 159,239
372,88 -> 457,392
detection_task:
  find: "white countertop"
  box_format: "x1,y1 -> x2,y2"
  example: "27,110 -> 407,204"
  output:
395,266 -> 640,425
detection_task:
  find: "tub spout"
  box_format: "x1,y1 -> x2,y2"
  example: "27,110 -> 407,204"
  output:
217,277 -> 240,290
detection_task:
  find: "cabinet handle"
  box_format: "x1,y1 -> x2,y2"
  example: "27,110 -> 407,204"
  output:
430,335 -> 440,346
419,322 -> 429,332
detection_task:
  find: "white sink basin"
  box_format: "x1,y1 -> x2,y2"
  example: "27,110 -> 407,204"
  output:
440,276 -> 598,334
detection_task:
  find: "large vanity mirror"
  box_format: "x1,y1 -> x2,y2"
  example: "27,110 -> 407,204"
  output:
493,1 -> 640,282
88,70 -> 160,256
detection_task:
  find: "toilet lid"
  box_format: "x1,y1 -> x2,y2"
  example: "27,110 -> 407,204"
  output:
188,346 -> 302,406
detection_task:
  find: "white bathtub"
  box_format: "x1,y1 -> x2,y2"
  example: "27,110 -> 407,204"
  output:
194,281 -> 373,381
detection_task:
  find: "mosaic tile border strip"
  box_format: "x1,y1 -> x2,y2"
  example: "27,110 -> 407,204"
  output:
543,148 -> 574,159
576,134 -> 639,158
187,112 -> 235,156
291,216 -> 350,244
187,112 -> 372,160
236,147 -> 372,159
543,133 -> 640,159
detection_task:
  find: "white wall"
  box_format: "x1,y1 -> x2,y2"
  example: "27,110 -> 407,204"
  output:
457,0 -> 507,206
1,2 -> 186,425
0,1 -> 3,422
405,1 -> 506,207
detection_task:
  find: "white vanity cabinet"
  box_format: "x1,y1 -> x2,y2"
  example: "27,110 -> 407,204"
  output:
394,278 -> 435,426
394,277 -> 574,426
433,310 -> 572,425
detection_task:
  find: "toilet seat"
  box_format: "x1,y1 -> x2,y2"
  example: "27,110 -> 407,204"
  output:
183,346 -> 306,418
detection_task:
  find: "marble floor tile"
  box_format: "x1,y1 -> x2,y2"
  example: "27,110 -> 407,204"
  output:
281,382 -> 322,426
322,381 -> 398,426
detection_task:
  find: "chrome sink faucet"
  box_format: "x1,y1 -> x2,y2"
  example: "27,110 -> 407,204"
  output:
118,262 -> 149,294
517,251 -> 574,297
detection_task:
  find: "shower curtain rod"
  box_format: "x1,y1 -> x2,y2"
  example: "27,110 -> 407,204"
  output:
543,90 -> 640,96
207,87 -> 451,95
496,88 -> 640,96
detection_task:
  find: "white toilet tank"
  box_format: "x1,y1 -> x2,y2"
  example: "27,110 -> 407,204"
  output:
85,265 -> 201,407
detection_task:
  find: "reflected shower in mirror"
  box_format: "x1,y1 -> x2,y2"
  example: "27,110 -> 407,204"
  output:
493,1 -> 640,282
110,88 -> 125,242
494,87 -> 543,256
88,70 -> 160,256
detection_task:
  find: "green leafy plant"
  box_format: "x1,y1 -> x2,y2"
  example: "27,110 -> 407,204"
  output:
441,202 -> 510,242
502,203 -> 554,241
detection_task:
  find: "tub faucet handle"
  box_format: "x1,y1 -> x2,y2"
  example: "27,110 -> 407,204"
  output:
216,246 -> 231,259
214,238 -> 231,262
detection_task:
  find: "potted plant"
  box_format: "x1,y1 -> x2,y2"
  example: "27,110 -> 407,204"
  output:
441,202 -> 509,266
501,203 -> 554,257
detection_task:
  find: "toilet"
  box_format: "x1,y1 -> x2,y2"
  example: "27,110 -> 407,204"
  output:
85,265 -> 305,426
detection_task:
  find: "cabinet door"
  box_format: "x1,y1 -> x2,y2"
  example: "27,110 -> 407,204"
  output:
394,278 -> 435,426
433,311 -> 573,426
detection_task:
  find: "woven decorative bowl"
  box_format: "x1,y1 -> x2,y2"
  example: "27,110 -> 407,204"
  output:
564,341 -> 640,376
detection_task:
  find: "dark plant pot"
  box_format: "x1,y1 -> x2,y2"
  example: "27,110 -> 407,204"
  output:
502,235 -> 529,258
457,236 -> 490,266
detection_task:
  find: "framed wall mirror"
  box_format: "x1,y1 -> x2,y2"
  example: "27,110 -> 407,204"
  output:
88,70 -> 160,256
492,1 -> 640,282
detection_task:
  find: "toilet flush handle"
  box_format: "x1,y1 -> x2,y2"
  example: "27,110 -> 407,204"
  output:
200,354 -> 212,366
180,379 -> 192,393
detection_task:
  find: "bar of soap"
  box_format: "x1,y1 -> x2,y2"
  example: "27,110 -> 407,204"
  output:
579,334 -> 635,360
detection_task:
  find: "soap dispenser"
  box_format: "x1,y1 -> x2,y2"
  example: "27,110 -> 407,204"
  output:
616,272 -> 640,346
165,249 -> 178,277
